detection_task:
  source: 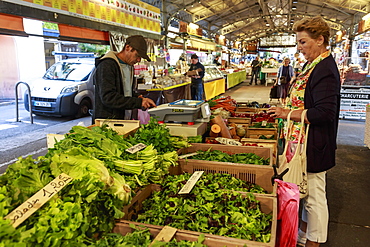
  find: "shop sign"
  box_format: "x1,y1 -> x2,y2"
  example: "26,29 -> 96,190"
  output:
5,0 -> 161,34
340,91 -> 370,119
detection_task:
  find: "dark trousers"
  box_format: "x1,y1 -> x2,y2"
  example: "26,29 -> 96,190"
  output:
250,69 -> 259,84
191,82 -> 204,100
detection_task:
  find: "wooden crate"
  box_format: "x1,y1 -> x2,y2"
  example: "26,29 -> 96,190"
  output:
246,127 -> 277,140
236,107 -> 269,113
94,119 -> 140,137
227,117 -> 252,125
176,143 -> 274,195
118,184 -> 277,247
178,143 -> 273,166
240,138 -> 278,164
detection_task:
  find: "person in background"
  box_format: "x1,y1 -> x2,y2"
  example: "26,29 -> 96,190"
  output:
92,35 -> 156,123
187,54 -> 205,100
293,52 -> 302,76
275,57 -> 295,106
250,56 -> 261,85
213,55 -> 221,66
268,16 -> 341,247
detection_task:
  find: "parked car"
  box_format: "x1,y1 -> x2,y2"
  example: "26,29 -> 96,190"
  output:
24,57 -> 95,118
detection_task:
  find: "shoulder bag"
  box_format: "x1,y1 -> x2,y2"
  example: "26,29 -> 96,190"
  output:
278,109 -> 309,199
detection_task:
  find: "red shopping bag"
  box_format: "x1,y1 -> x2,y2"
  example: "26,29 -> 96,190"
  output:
275,179 -> 300,247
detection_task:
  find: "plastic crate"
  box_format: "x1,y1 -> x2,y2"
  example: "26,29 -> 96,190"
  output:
118,184 -> 277,247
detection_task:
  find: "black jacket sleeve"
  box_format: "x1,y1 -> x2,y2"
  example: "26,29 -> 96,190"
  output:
95,59 -> 142,110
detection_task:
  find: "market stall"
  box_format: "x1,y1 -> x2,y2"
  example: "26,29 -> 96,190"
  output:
225,69 -> 247,89
138,81 -> 191,105
261,68 -> 278,86
203,65 -> 226,100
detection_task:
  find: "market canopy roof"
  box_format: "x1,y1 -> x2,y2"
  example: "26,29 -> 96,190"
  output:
145,0 -> 369,43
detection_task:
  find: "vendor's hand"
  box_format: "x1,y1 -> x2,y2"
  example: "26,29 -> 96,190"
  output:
141,97 -> 156,109
267,106 -> 290,119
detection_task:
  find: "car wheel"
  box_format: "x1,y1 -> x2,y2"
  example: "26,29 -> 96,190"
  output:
76,98 -> 92,118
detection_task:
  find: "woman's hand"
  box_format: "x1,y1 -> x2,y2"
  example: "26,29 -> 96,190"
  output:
267,106 -> 290,119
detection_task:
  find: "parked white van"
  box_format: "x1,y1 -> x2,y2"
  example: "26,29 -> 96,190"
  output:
24,56 -> 95,118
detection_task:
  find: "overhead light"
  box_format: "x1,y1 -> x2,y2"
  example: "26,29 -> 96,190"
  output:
293,0 -> 298,3
266,23 -> 270,26
363,13 -> 370,20
292,6 -> 297,10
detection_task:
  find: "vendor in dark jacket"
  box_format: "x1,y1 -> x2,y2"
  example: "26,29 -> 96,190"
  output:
187,54 -> 205,100
268,16 -> 340,247
92,35 -> 156,123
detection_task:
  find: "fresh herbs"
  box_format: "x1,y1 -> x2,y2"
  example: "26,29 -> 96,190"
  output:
135,173 -> 272,243
188,149 -> 270,166
94,225 -> 207,247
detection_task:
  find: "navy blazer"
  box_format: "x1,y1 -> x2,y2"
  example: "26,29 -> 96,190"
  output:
304,54 -> 341,172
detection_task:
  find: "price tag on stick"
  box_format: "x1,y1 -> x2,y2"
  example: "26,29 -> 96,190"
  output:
4,173 -> 73,228
126,143 -> 147,154
149,226 -> 177,246
178,171 -> 204,194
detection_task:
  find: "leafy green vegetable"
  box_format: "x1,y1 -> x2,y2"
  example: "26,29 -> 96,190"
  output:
93,225 -> 207,247
0,124 -> 181,246
129,118 -> 190,154
188,149 -> 270,166
135,173 -> 272,243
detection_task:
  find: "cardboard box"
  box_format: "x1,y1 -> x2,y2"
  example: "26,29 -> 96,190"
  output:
46,134 -> 65,149
118,184 -> 277,247
94,119 -> 140,137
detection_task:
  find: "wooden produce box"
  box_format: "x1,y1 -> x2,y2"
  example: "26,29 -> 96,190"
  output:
246,127 -> 277,140
240,138 -> 278,164
178,143 -> 273,166
227,117 -> 252,125
94,119 -> 140,137
176,143 -> 274,194
118,184 -> 277,247
236,107 -> 269,113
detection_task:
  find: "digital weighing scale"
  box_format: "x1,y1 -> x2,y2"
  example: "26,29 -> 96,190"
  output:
148,99 -> 211,124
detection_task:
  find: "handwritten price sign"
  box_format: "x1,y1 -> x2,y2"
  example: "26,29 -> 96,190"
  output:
5,173 -> 73,228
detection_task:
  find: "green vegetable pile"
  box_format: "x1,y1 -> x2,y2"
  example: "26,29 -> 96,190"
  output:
0,122 -> 182,246
135,173 -> 272,243
189,149 -> 270,166
93,224 -> 207,247
186,135 -> 203,143
128,118 -> 190,154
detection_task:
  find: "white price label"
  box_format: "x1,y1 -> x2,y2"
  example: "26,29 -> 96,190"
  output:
126,143 -> 147,154
178,171 -> 204,194
178,152 -> 198,159
215,137 -> 242,146
5,173 -> 73,228
262,120 -> 267,127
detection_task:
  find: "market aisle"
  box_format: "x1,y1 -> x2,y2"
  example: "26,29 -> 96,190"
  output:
222,81 -> 370,247
222,80 -> 281,105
